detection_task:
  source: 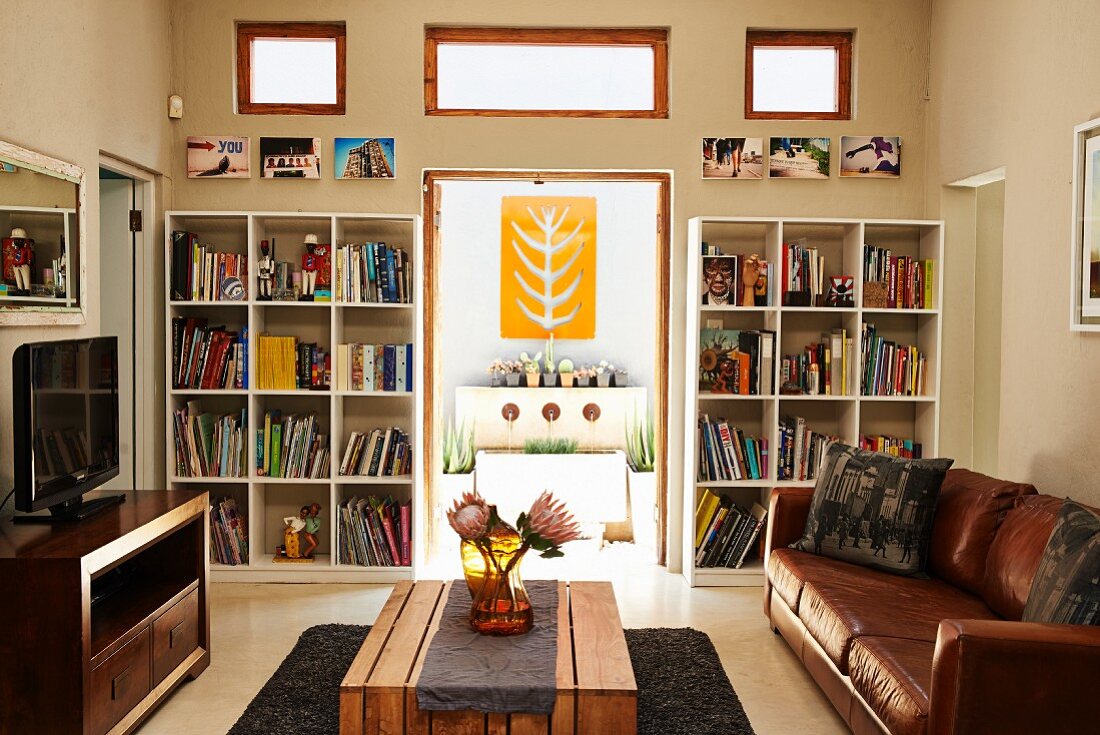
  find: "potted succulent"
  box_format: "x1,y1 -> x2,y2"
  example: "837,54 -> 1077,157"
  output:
595,360 -> 614,387
625,409 -> 657,553
574,365 -> 593,387
614,366 -> 629,387
558,358 -> 575,387
520,351 -> 542,387
503,360 -> 523,387
542,336 -> 557,387
487,359 -> 506,387
440,416 -> 477,510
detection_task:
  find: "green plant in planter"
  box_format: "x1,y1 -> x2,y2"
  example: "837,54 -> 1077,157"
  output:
625,410 -> 655,472
523,437 -> 578,454
442,416 -> 475,474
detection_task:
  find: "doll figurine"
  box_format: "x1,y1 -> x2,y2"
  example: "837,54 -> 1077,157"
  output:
3,228 -> 34,294
257,239 -> 274,300
301,234 -> 320,299
280,508 -> 307,558
741,254 -> 762,307
302,503 -> 322,558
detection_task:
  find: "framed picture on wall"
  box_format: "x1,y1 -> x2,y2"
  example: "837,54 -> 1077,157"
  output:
701,138 -> 764,179
1071,116 -> 1100,330
768,137 -> 830,179
334,138 -> 395,179
260,137 -> 322,179
839,136 -> 900,178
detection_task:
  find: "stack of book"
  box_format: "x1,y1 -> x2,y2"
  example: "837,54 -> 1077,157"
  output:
860,434 -> 923,458
172,317 -> 247,390
210,497 -> 248,566
334,343 -> 413,392
777,416 -> 837,481
697,415 -> 767,481
781,238 -> 826,306
781,329 -> 853,395
700,242 -> 772,306
339,428 -> 412,477
170,230 -> 247,302
255,412 -> 330,479
698,328 -> 775,395
334,242 -> 412,303
171,400 -> 247,477
337,496 -> 412,567
693,491 -> 768,569
256,336 -> 331,390
863,245 -> 934,309
860,322 -> 927,396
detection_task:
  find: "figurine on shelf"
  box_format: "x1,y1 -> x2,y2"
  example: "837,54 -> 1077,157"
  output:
301,234 -> 320,300
3,228 -> 34,295
274,506 -> 316,563
257,239 -> 274,300
303,502 -> 322,558
314,243 -> 331,288
741,253 -> 762,307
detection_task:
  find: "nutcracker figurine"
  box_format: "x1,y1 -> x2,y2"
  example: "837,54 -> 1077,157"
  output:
257,239 -> 274,300
3,228 -> 35,295
300,234 -> 320,300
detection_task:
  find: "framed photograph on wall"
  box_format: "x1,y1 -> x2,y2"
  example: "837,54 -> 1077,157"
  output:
334,137 -> 395,179
768,137 -> 830,179
840,136 -> 900,178
1071,116 -> 1100,330
260,137 -> 322,179
701,138 -> 764,179
186,136 -> 250,178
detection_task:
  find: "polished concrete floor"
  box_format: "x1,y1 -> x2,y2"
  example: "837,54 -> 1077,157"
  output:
140,551 -> 846,734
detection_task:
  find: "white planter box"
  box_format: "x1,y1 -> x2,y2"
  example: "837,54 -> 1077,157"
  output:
628,469 -> 658,552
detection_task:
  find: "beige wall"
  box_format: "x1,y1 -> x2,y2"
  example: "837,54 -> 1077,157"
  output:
0,0 -> 172,493
929,0 -> 1100,504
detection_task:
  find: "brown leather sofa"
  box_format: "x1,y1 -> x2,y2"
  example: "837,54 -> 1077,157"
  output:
763,469 -> 1100,735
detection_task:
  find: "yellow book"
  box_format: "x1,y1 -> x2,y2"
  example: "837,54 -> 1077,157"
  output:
694,488 -> 721,549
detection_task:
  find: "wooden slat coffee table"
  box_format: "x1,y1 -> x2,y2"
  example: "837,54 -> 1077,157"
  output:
340,580 -> 637,735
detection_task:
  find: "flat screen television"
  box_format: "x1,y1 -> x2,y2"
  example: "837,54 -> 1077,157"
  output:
11,336 -> 124,521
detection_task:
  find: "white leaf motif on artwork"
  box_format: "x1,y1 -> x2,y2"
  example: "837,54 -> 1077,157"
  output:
510,205 -> 586,330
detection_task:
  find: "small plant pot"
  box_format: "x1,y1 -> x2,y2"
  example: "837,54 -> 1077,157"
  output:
505,373 -> 521,387
525,373 -> 541,387
559,372 -> 574,388
615,374 -> 628,387
596,374 -> 612,388
542,374 -> 557,388
489,374 -> 502,388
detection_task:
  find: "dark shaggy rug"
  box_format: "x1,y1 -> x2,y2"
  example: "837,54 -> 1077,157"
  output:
227,624 -> 755,735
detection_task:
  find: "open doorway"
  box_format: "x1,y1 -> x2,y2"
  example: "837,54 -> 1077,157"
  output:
422,170 -> 671,580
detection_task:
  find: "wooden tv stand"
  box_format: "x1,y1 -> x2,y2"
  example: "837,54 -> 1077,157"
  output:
0,490 -> 210,735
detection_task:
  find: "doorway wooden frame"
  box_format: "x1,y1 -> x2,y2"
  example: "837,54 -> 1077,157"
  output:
421,169 -> 673,564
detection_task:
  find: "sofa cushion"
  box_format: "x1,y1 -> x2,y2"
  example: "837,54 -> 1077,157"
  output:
790,443 -> 953,577
1022,499 -> 1100,625
928,469 -> 1036,595
798,567 -> 996,673
983,495 -> 1063,620
849,637 -> 934,735
768,547 -> 847,613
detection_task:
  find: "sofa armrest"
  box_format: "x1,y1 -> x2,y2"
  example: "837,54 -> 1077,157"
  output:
763,486 -> 813,618
930,619 -> 1100,735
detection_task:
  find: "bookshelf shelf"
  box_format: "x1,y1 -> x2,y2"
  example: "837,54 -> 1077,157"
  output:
685,216 -> 943,587
166,210 -> 423,583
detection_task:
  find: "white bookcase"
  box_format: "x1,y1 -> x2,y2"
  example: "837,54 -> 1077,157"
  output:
683,217 -> 944,587
164,211 -> 423,582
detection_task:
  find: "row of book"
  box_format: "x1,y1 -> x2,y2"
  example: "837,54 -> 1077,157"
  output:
210,497 -> 248,566
334,242 -> 412,303
860,322 -> 927,396
33,428 -> 90,478
255,412 -> 331,479
337,496 -> 412,567
697,415 -> 768,481
860,434 -> 923,459
699,243 -> 773,306
781,329 -> 854,396
777,415 -> 838,481
172,317 -> 247,390
863,245 -> 934,309
781,239 -> 827,305
256,336 -> 331,391
339,428 -> 412,477
171,231 -> 247,302
333,343 -> 413,392
172,401 -> 247,477
693,491 -> 768,569
698,328 -> 775,395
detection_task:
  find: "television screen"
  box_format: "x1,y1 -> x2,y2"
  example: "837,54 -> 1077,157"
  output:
14,337 -> 119,512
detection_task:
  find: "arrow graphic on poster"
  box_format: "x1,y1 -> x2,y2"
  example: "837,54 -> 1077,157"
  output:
188,140 -> 215,151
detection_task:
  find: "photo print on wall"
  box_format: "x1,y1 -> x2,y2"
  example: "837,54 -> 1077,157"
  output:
840,136 -> 901,178
260,137 -> 322,179
769,137 -> 831,179
702,138 -> 764,179
335,138 -> 396,179
186,136 -> 250,179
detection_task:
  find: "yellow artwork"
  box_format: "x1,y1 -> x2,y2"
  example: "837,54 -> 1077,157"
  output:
500,196 -> 597,339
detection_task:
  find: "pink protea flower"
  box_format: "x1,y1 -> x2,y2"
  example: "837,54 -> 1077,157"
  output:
525,491 -> 583,547
447,491 -> 491,540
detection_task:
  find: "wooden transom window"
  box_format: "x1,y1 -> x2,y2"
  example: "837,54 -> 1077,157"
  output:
236,22 -> 346,115
424,27 -> 669,118
745,30 -> 853,120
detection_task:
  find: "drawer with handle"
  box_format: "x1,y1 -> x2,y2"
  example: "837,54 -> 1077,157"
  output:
90,628 -> 152,735
152,587 -> 200,685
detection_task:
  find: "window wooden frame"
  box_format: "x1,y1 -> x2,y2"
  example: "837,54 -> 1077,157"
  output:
745,30 -> 852,120
424,27 -> 669,118
236,21 -> 346,115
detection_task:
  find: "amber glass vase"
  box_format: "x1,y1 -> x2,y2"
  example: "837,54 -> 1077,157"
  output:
461,519 -> 533,636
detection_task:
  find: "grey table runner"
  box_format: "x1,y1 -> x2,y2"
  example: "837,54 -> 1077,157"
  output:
416,579 -> 559,715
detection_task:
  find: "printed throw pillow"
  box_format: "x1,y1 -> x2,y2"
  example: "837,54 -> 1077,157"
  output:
1021,499 -> 1100,625
790,443 -> 954,576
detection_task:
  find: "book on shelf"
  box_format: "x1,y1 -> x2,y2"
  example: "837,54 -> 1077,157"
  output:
860,322 -> 927,396
697,415 -> 767,482
333,343 -> 413,392
256,335 -> 331,391
337,495 -> 412,567
698,328 -> 775,395
33,428 -> 90,478
781,238 -> 832,307
860,435 -> 922,458
171,230 -> 247,302
254,412 -> 330,479
863,245 -> 934,309
338,428 -> 412,477
777,416 -> 838,482
171,317 -> 247,390
700,242 -> 772,306
693,490 -> 769,569
210,496 -> 248,566
334,242 -> 412,304
172,400 -> 247,478
780,329 -> 854,396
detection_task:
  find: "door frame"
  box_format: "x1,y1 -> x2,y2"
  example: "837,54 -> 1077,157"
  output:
421,168 -> 673,564
98,154 -> 158,490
